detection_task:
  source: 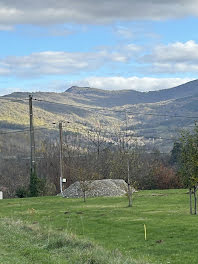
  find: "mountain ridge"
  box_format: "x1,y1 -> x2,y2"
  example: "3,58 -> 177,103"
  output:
3,79 -> 198,107
62,79 -> 198,107
64,79 -> 198,107
1,79 -> 198,152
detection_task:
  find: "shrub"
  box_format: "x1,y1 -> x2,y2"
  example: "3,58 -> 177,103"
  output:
15,187 -> 29,198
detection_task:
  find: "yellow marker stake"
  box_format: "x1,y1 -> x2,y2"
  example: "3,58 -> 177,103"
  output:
144,224 -> 147,241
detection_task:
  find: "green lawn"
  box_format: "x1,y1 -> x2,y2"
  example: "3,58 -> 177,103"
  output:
0,189 -> 197,264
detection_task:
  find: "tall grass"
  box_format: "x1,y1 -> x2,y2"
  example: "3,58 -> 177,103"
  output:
0,219 -> 145,264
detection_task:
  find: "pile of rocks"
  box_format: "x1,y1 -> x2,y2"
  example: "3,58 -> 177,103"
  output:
62,179 -> 135,198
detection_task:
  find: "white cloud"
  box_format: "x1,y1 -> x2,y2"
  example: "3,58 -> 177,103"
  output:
115,26 -> 134,39
143,41 -> 198,63
146,63 -> 198,74
0,24 -> 14,31
141,40 -> 198,74
0,87 -> 22,96
73,76 -> 193,92
0,77 -> 194,96
0,61 -> 10,75
125,44 -> 142,52
0,45 -> 140,77
0,1 -> 198,26
0,69 -> 10,75
1,40 -> 198,77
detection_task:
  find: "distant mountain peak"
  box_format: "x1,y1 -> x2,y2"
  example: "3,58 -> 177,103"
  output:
66,86 -> 91,93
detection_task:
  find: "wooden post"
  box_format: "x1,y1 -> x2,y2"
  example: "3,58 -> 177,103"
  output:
29,95 -> 36,175
59,122 -> 63,195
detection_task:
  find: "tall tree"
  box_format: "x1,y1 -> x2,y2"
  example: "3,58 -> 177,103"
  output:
179,125 -> 198,215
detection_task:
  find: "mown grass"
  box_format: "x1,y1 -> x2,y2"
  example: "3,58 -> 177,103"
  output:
0,189 -> 197,264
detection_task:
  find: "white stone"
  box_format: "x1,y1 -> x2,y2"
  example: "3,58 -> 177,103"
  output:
62,179 -> 136,198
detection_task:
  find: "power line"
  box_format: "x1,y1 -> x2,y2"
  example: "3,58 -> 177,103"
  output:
0,129 -> 30,135
115,110 -> 198,119
0,121 -> 82,136
1,95 -> 198,119
0,97 -> 28,103
0,127 -> 55,135
0,96 -> 197,143
34,98 -> 198,121
33,98 -> 100,112
0,123 -> 180,142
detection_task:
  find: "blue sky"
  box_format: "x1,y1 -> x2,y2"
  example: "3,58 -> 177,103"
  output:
0,0 -> 198,95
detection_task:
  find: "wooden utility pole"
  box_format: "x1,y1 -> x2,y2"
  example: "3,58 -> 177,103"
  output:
29,95 -> 36,175
59,122 -> 63,195
125,110 -> 132,207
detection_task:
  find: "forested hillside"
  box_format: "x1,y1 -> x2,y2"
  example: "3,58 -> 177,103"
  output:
1,79 -> 198,151
1,79 -> 198,197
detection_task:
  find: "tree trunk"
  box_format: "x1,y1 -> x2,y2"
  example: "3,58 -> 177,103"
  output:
127,159 -> 132,207
194,186 -> 197,215
190,188 -> 193,215
97,135 -> 100,158
128,183 -> 132,207
83,191 -> 86,202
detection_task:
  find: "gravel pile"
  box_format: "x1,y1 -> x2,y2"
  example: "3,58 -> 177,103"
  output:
62,179 -> 135,198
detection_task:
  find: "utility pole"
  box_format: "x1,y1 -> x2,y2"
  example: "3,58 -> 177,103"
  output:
125,110 -> 132,207
124,110 -> 129,151
59,122 -> 63,195
29,95 -> 36,175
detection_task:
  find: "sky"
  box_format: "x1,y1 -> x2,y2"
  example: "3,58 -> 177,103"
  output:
0,0 -> 198,95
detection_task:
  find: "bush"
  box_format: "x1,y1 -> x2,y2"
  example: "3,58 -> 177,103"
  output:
29,170 -> 48,197
15,187 -> 29,198
143,162 -> 182,190
29,170 -> 40,197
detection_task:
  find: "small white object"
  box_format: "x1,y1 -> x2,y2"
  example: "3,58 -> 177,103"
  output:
0,191 -> 3,199
62,178 -> 67,183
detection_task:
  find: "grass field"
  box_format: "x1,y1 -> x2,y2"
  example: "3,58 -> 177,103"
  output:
0,189 -> 197,264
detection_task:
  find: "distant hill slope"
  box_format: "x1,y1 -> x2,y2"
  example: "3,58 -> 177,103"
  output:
64,79 -> 198,107
146,79 -> 198,102
1,79 -> 198,152
3,79 -> 198,107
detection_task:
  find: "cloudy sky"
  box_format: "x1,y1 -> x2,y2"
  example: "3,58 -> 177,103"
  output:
0,0 -> 198,95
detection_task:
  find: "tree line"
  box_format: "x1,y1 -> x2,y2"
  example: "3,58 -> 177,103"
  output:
0,130 -> 181,199
1,123 -> 198,214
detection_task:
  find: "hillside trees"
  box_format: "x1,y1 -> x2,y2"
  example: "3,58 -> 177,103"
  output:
36,140 -> 60,194
112,129 -> 142,207
147,162 -> 180,189
170,141 -> 182,166
0,125 -> 183,198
